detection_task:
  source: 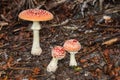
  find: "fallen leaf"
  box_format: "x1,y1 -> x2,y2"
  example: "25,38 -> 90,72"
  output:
103,49 -> 111,64
102,38 -> 118,45
3,76 -> 8,80
32,67 -> 40,75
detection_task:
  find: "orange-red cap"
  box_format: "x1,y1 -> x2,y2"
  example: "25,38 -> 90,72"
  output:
18,9 -> 53,21
63,39 -> 81,52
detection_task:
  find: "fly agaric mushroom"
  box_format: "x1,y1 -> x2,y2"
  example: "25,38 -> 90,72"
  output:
47,46 -> 66,72
18,9 -> 53,55
63,39 -> 81,66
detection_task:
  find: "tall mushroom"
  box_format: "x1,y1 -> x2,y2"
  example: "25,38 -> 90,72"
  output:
18,9 -> 53,55
63,39 -> 81,66
47,46 -> 66,72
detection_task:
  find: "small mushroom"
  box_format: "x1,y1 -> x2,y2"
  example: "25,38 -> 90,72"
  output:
18,9 -> 53,55
47,46 -> 66,72
103,15 -> 112,24
63,39 -> 81,66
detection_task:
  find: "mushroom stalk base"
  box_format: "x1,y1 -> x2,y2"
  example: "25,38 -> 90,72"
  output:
69,52 -> 77,66
31,21 -> 42,55
47,58 -> 58,72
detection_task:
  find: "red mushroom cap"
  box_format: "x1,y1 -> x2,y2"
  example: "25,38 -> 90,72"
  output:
52,46 -> 66,59
18,9 -> 53,21
63,39 -> 81,52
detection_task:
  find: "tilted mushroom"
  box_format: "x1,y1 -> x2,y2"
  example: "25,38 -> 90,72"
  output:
103,15 -> 113,24
47,46 -> 66,72
63,39 -> 81,66
18,9 -> 53,55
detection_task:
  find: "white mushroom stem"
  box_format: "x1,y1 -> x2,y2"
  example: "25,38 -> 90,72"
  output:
69,52 -> 77,66
47,58 -> 58,72
31,21 -> 42,55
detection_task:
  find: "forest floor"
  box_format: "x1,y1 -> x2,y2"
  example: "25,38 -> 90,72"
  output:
0,0 -> 120,80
